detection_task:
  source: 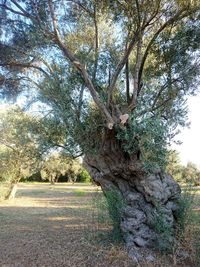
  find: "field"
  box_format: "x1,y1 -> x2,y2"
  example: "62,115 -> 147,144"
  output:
0,183 -> 199,267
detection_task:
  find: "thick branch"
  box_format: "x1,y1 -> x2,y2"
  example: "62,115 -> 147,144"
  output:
0,3 -> 28,18
137,9 -> 191,95
125,40 -> 130,104
129,33 -> 143,109
77,85 -> 84,121
125,60 -> 130,104
48,0 -> 114,125
107,31 -> 139,106
93,5 -> 99,81
6,44 -> 54,75
9,0 -> 35,20
135,0 -> 141,27
48,0 -> 60,35
0,62 -> 50,78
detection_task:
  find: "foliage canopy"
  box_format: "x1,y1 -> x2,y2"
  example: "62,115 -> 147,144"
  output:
0,106 -> 41,183
0,0 -> 199,167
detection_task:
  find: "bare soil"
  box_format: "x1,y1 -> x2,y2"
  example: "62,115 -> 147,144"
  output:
0,183 -> 134,267
0,183 -> 199,267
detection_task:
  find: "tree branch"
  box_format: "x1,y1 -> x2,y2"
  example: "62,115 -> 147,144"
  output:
67,0 -> 93,16
9,0 -> 36,20
129,32 -> 143,110
0,3 -> 28,18
125,41 -> 130,104
0,62 -> 50,78
137,8 -> 191,96
48,0 -> 114,125
107,31 -> 139,106
77,84 -> 84,121
93,4 -> 99,81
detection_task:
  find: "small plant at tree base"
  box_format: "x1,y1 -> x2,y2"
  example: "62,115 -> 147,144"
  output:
92,189 -> 125,243
151,204 -> 175,253
195,232 -> 200,265
104,190 -> 125,242
175,186 -> 196,236
174,187 -> 200,265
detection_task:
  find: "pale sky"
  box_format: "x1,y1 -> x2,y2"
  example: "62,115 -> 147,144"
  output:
172,94 -> 200,167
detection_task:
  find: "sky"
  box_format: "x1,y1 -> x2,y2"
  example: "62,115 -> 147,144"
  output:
172,94 -> 200,167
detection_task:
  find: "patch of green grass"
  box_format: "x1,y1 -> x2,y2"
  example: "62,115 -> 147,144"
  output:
73,189 -> 87,196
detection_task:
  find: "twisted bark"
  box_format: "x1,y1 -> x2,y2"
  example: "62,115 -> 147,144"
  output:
84,130 -> 181,260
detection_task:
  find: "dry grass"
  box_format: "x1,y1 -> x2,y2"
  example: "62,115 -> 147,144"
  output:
0,183 -> 199,267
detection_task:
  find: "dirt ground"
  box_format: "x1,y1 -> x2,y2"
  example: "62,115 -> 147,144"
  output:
0,183 -> 134,267
0,183 -> 199,267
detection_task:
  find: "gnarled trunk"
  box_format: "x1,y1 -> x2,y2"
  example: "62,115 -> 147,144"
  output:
84,129 -> 181,260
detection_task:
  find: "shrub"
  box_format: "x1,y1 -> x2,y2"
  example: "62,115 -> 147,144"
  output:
151,187 -> 196,254
76,169 -> 91,183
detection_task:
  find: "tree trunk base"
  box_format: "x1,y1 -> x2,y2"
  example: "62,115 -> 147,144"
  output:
5,183 -> 18,200
84,153 -> 181,260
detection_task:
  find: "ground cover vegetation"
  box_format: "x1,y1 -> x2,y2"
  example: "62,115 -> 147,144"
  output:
0,0 -> 200,262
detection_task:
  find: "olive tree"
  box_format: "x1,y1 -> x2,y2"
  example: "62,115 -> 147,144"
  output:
41,153 -> 82,184
0,0 -> 200,257
0,106 -> 41,199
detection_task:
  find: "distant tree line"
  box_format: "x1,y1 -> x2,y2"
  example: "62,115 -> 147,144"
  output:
166,150 -> 200,186
0,106 -> 91,199
26,153 -> 91,184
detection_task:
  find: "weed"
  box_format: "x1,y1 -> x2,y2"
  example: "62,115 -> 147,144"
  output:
151,186 -> 198,255
176,186 -> 196,236
172,186 -> 200,264
91,189 -> 125,243
152,204 -> 175,253
196,238 -> 200,265
104,190 -> 125,242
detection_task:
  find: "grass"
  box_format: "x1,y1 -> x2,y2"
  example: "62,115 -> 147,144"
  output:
73,188 -> 87,196
0,182 -> 199,266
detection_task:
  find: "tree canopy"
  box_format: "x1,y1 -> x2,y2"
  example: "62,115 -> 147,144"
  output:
0,106 -> 41,184
0,0 -> 199,168
1,0 -> 200,253
40,152 -> 82,183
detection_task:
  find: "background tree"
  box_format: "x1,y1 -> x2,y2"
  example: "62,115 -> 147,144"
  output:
166,150 -> 183,182
182,162 -> 200,186
40,153 -> 82,184
0,0 -> 200,257
166,150 -> 200,186
0,106 -> 41,199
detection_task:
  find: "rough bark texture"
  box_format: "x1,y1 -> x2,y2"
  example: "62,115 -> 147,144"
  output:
84,129 -> 181,261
